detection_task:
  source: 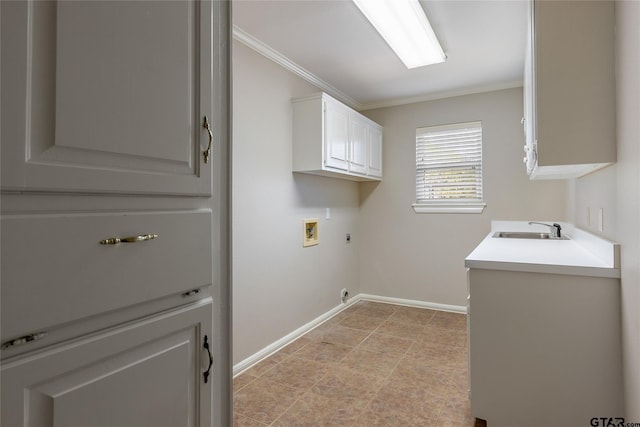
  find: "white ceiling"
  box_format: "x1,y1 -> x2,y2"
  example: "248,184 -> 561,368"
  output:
233,0 -> 528,110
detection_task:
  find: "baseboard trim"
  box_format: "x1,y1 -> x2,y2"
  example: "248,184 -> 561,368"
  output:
232,296 -> 358,376
357,293 -> 467,314
232,293 -> 467,377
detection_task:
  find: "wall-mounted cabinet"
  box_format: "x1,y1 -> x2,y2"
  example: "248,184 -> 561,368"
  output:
523,0 -> 615,179
292,93 -> 382,181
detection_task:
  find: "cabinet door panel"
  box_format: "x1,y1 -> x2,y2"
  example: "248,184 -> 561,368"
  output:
0,0 -> 212,195
1,300 -> 213,427
368,125 -> 383,178
323,100 -> 349,171
349,114 -> 368,175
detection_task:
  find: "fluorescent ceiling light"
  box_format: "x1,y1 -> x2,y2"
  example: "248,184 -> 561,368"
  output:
352,0 -> 446,69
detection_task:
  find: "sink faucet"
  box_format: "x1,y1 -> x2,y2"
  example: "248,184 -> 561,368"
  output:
528,221 -> 562,238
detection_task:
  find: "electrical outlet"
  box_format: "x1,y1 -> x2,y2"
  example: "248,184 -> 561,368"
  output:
340,288 -> 349,304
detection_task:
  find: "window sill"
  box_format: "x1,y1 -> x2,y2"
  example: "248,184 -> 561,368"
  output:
412,202 -> 486,214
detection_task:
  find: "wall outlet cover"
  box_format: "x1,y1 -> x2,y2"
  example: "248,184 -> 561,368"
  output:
340,288 -> 349,303
303,219 -> 319,247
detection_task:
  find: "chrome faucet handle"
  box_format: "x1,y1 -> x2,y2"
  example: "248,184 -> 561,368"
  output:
528,221 -> 562,238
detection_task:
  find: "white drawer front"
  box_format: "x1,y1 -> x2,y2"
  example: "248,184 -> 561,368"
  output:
1,210 -> 212,339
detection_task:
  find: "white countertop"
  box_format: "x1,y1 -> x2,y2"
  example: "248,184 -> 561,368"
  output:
465,221 -> 620,278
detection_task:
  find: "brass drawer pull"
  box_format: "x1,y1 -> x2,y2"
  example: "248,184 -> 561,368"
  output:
100,234 -> 158,245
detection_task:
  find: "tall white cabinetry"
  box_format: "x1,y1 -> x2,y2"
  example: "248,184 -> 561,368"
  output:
1,1 -> 228,425
293,93 -> 382,181
523,0 -> 615,179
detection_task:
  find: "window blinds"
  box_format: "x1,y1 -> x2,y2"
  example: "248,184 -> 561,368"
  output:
416,121 -> 483,203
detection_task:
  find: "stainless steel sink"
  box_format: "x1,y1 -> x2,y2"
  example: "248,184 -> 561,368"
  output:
492,231 -> 569,240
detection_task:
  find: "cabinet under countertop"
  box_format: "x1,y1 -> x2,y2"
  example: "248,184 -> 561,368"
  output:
465,221 -> 622,426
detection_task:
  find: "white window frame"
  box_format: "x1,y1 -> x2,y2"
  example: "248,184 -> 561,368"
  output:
412,121 -> 486,214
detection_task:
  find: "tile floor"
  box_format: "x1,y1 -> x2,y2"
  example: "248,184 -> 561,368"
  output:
233,301 -> 474,427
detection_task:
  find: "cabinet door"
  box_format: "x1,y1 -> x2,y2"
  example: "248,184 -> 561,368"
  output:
348,114 -> 368,175
367,125 -> 383,178
1,300 -> 213,427
323,99 -> 350,171
0,0 -> 213,196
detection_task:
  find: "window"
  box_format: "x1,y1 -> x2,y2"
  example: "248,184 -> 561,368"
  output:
413,121 -> 486,213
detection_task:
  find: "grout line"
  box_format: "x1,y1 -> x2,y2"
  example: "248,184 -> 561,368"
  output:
235,301 -> 471,426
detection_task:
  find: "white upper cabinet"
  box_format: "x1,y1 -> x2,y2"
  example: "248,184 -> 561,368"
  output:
292,93 -> 383,182
0,0 -> 213,195
523,0 -> 615,179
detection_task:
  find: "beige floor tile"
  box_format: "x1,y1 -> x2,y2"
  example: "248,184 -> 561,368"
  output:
384,363 -> 454,402
233,373 -> 257,393
406,339 -> 467,369
349,301 -> 397,319
376,318 -> 425,340
233,377 -> 305,425
388,306 -> 438,325
310,367 -> 384,405
436,396 -> 474,427
294,340 -> 353,363
272,391 -> 365,427
233,413 -> 269,427
233,305 -> 474,426
340,347 -> 401,379
353,405 -> 438,427
308,324 -> 370,347
338,313 -> 385,331
279,335 -> 312,355
261,356 -> 330,391
447,367 -> 469,395
420,324 -> 467,348
327,309 -> 355,323
429,310 -> 467,330
242,352 -> 289,378
359,332 -> 414,356
370,386 -> 446,421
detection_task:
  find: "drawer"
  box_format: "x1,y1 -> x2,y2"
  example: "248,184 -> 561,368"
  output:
1,210 -> 212,339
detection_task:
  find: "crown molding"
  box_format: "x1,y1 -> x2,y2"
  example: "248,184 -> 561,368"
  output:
232,25 -> 362,110
233,25 -> 523,112
358,80 -> 524,111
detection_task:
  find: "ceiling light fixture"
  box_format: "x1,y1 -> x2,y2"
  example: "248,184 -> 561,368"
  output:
352,0 -> 446,69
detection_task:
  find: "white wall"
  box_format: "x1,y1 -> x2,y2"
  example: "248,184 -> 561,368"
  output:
569,1 -> 640,416
359,88 -> 568,306
232,41 -> 362,364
